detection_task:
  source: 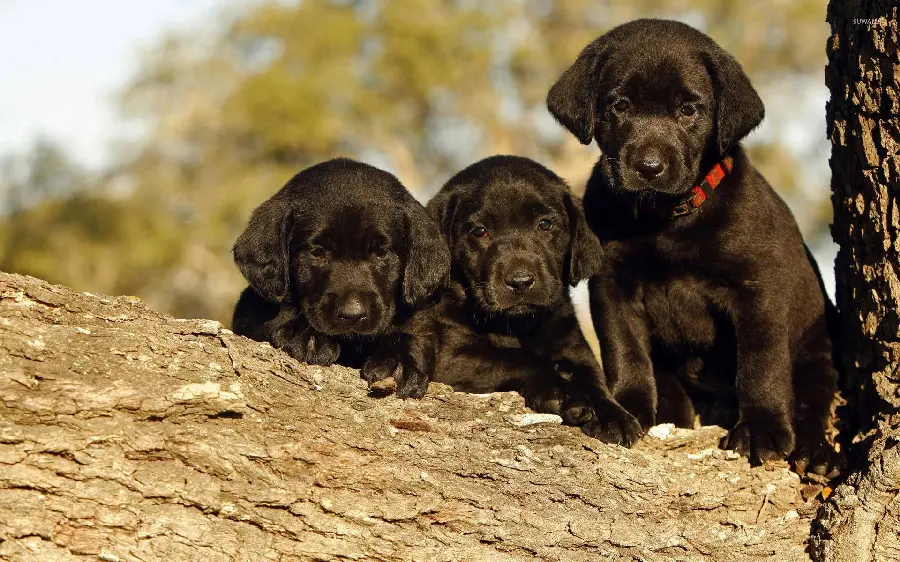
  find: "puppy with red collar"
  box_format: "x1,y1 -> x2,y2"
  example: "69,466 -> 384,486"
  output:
547,19 -> 840,474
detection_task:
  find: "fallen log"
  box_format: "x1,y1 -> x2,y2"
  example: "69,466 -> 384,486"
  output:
0,272 -> 823,561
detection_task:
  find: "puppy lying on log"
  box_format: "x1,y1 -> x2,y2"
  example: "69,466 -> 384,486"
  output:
364,156 -> 642,446
231,158 -> 449,368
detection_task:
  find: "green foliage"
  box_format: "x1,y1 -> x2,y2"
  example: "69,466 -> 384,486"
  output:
0,0 -> 832,322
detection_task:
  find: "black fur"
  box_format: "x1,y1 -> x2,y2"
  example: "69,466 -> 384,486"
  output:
547,19 -> 839,472
232,158 -> 449,368
363,156 -> 641,445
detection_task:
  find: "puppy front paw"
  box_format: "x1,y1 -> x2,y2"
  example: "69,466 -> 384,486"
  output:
542,382 -> 643,447
394,365 -> 430,398
615,387 -> 657,431
721,411 -> 795,465
791,439 -> 843,479
280,331 -> 341,366
361,354 -> 399,385
523,383 -> 567,416
576,401 -> 644,447
361,356 -> 430,399
790,419 -> 843,478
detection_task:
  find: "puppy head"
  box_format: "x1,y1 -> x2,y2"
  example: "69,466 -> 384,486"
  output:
233,158 -> 449,337
547,19 -> 764,198
428,156 -> 602,316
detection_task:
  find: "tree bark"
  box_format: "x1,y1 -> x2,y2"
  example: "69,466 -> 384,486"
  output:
811,4 -> 900,561
0,271 -> 828,561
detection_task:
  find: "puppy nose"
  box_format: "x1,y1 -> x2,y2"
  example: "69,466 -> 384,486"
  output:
633,151 -> 665,179
336,296 -> 368,322
505,272 -> 535,293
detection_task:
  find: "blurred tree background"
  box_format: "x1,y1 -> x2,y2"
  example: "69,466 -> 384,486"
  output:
0,0 -> 832,323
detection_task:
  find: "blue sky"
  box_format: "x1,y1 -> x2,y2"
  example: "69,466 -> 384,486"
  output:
0,0 -> 222,168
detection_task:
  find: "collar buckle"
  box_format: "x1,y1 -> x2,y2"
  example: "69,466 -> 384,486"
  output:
668,154 -> 734,220
670,203 -> 693,218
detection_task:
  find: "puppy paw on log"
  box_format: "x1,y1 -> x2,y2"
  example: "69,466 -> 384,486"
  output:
550,366 -> 644,447
275,319 -> 342,366
721,410 -> 796,465
547,19 -> 841,473
360,336 -> 431,399
520,368 -> 641,447
231,158 -> 449,370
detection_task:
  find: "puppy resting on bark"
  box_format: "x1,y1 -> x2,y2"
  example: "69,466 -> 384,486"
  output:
364,156 -> 642,445
232,158 -> 449,368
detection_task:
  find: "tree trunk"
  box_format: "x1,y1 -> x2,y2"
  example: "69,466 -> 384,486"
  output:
811,4 -> 900,561
0,271 -> 829,561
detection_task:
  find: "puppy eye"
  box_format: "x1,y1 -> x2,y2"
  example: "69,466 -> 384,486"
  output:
310,246 -> 326,259
612,98 -> 630,112
680,103 -> 698,117
372,247 -> 388,258
538,218 -> 554,231
470,226 -> 488,238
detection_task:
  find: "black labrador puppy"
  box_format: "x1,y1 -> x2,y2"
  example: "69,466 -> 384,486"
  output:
547,19 -> 839,471
232,158 -> 449,368
364,156 -> 642,445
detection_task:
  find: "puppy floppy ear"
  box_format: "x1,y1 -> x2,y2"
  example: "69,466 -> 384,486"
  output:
563,192 -> 603,286
402,201 -> 451,307
425,189 -> 459,245
547,44 -> 606,145
704,48 -> 765,155
233,196 -> 296,303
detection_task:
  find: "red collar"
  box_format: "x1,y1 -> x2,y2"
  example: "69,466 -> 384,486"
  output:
669,155 -> 734,218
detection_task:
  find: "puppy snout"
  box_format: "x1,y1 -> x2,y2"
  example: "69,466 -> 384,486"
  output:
504,271 -> 536,293
485,246 -> 556,311
335,293 -> 370,323
632,149 -> 666,180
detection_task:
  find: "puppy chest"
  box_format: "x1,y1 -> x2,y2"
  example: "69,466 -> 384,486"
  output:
642,280 -> 725,347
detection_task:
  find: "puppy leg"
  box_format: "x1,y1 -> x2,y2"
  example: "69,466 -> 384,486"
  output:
269,308 -> 341,366
362,309 -> 435,399
233,288 -> 340,365
654,369 -> 696,429
555,361 -> 644,447
360,338 -> 402,389
721,308 -> 795,464
674,357 -> 739,429
232,287 -> 278,340
590,277 -> 657,430
428,342 -> 598,436
511,363 -> 637,445
361,333 -> 432,399
525,302 -> 642,445
790,315 -> 841,477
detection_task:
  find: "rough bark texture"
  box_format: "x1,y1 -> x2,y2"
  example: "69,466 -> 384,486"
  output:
0,272 -> 829,562
812,4 -> 900,562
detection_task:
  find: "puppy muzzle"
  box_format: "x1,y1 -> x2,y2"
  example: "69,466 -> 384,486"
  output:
482,251 -> 558,313
308,290 -> 391,336
614,141 -> 692,196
